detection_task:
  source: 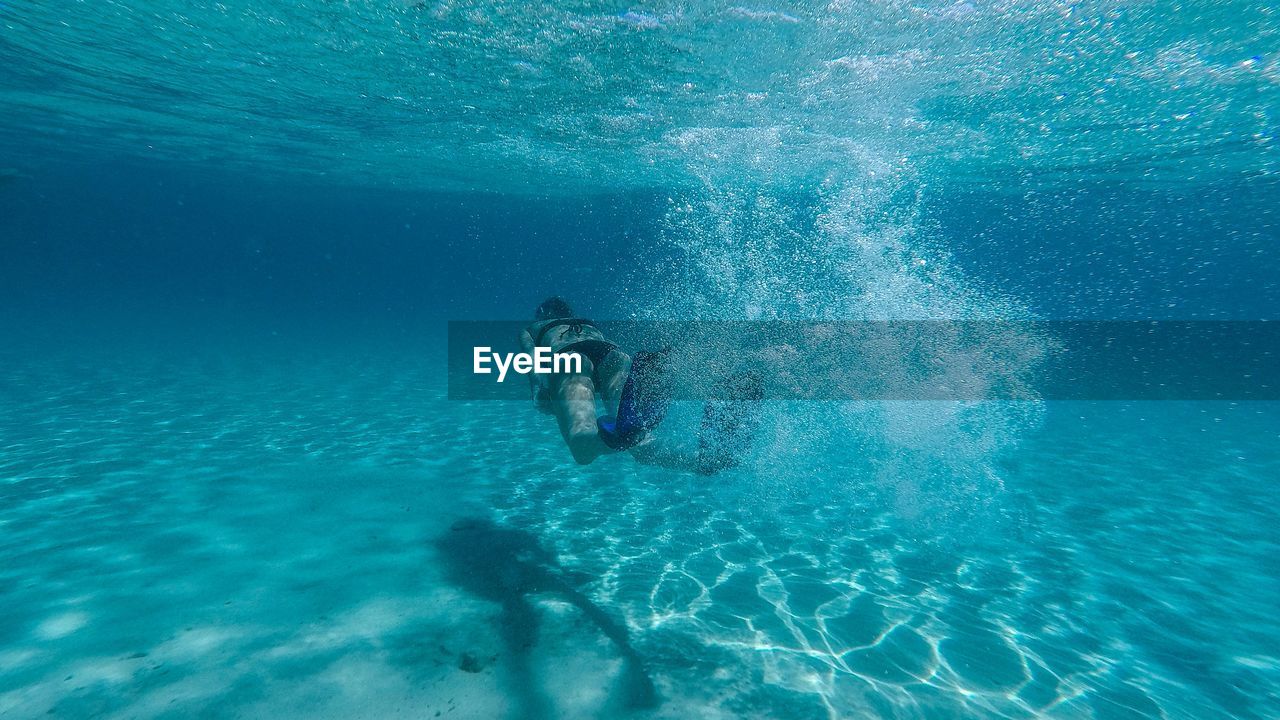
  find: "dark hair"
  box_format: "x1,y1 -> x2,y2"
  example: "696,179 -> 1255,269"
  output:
535,296 -> 574,320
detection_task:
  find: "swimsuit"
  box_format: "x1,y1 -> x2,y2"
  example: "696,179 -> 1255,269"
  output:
530,317 -> 619,368
525,318 -> 620,409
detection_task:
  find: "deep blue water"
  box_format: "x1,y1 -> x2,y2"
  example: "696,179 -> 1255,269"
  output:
6,162 -> 1278,328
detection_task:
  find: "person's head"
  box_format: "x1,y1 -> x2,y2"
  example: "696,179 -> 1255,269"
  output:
535,296 -> 574,320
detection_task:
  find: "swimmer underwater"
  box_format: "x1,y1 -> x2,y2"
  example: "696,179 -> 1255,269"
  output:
520,296 -> 762,474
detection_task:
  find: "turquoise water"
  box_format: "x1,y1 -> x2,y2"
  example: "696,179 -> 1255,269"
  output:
1,344 -> 1277,718
2,1 -> 1279,718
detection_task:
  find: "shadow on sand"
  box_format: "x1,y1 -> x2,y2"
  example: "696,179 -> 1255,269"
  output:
434,517 -> 658,718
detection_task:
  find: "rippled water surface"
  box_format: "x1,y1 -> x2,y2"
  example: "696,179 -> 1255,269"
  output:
2,1 -> 1277,190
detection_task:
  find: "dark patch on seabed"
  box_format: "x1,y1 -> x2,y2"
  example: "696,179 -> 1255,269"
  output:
434,517 -> 658,717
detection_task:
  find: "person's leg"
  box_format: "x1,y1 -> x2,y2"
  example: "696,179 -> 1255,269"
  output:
596,349 -> 630,417
631,369 -> 764,473
550,354 -> 611,465
628,435 -> 697,471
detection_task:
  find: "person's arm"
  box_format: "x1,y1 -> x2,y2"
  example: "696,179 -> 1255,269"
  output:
519,328 -> 536,399
519,327 -> 552,412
